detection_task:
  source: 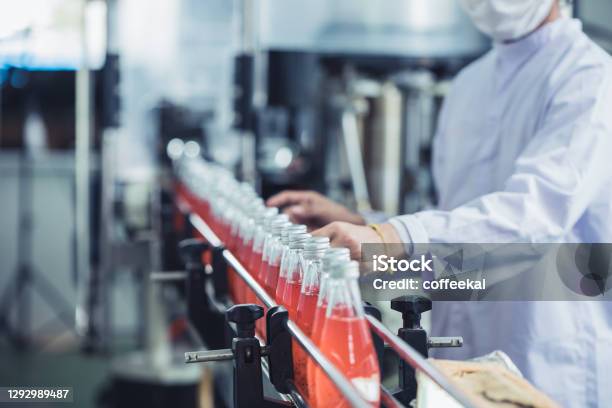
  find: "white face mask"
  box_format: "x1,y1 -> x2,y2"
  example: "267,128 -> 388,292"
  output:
459,0 -> 556,42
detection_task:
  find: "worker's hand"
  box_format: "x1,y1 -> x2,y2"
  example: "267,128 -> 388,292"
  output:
266,190 -> 365,230
311,222 -> 402,260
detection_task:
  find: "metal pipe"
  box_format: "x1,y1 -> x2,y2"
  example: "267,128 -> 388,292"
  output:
185,349 -> 234,363
341,109 -> 372,212
380,385 -> 404,408
189,213 -> 276,308
189,214 -> 222,248
365,315 -> 476,408
222,250 -> 275,309
150,271 -> 188,282
74,0 -> 92,338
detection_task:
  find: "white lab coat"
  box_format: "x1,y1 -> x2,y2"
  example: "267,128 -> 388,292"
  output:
389,18 -> 612,407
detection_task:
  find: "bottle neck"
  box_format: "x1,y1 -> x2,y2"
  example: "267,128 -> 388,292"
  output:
325,277 -> 364,319
303,247 -> 328,260
285,247 -> 305,283
301,258 -> 323,294
316,271 -> 331,307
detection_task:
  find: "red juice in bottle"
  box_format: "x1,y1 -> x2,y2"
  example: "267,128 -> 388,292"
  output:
238,240 -> 253,303
315,315 -> 380,408
293,290 -> 319,400
245,250 -> 262,306
275,276 -> 287,304
255,257 -> 271,338
309,248 -> 350,348
307,299 -> 331,397
296,291 -> 318,335
282,280 -> 301,319
225,219 -> 239,302
243,239 -> 254,268
313,261 -> 380,407
257,256 -> 269,289
273,246 -> 291,302
306,248 -> 352,400
266,263 -> 281,295
244,208 -> 281,338
235,237 -> 251,303
281,236 -> 309,314
259,217 -> 290,293
264,236 -> 283,294
249,251 -> 262,279
275,228 -> 309,304
288,237 -> 329,399
310,300 -> 327,345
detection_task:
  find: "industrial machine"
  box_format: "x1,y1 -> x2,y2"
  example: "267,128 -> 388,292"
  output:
229,0 -> 489,215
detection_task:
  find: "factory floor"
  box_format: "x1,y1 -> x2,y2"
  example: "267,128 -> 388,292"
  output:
0,340 -> 112,408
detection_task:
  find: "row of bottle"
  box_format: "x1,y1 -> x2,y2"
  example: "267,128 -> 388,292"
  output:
176,159 -> 380,407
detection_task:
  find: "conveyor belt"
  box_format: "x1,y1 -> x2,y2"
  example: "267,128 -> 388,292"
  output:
179,194 -> 476,408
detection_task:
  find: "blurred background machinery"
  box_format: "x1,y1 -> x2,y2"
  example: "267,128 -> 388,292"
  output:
0,0 -> 611,407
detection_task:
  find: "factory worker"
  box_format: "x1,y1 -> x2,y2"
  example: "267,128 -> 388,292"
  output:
268,0 -> 612,406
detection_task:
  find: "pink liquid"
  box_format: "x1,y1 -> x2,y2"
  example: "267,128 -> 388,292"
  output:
293,291 -> 318,399
275,277 -> 287,304
296,291 -> 318,335
265,264 -> 280,295
233,244 -> 253,304
227,229 -> 237,252
226,231 -> 239,302
257,258 -> 269,286
255,259 -> 270,339
241,241 -> 253,266
282,281 -> 301,319
314,316 -> 380,408
245,252 -> 263,307
307,301 -> 328,395
249,251 -> 262,278
311,302 -> 328,345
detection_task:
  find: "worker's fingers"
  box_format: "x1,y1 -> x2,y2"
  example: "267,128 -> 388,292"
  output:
266,190 -> 311,208
312,222 -> 337,241
283,205 -> 308,224
314,222 -> 363,260
313,222 -> 349,251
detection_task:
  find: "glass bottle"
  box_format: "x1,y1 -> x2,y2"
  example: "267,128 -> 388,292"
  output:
266,224 -> 306,296
256,216 -> 290,339
307,247 -> 351,397
257,215 -> 289,288
245,207 -> 279,306
232,196 -> 263,303
314,261 -> 380,408
296,237 -> 332,334
260,219 -> 292,295
292,236 -> 330,398
279,232 -> 314,313
274,226 -> 309,303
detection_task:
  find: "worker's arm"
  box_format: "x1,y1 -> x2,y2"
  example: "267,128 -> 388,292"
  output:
390,61 -> 612,248
314,61 -> 612,260
266,190 -> 366,230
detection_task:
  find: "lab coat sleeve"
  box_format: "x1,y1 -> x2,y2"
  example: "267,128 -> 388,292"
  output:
360,210 -> 390,225
390,62 -> 612,245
